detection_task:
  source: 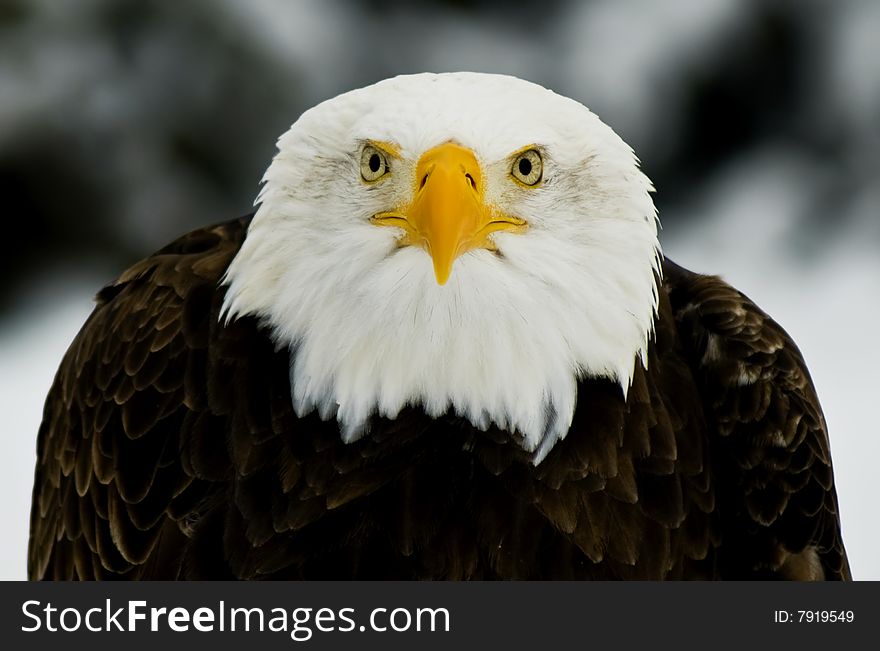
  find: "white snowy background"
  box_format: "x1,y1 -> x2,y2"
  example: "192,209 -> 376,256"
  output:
2,0 -> 878,580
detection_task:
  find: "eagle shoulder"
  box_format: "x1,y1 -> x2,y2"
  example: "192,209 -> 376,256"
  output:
662,258 -> 850,580
28,216 -> 251,579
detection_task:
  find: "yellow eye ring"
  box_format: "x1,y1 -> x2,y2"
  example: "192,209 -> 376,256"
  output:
361,145 -> 389,182
511,149 -> 543,186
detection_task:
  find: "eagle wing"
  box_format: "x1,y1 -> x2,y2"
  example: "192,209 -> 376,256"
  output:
663,258 -> 851,580
28,218 -> 252,579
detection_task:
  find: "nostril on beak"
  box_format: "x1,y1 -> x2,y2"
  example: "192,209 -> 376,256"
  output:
465,173 -> 477,191
419,173 -> 429,191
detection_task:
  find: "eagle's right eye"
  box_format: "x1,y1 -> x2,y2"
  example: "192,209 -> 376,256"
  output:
361,145 -> 389,182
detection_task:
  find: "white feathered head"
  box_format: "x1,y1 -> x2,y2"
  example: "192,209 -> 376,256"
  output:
223,72 -> 660,462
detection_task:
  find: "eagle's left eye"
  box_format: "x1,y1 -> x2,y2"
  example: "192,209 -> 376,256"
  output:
511,149 -> 543,186
360,145 -> 389,182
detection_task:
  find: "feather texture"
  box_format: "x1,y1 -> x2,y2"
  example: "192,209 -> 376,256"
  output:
28,218 -> 849,580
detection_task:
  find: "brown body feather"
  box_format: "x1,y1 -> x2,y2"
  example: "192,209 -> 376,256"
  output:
28,216 -> 850,580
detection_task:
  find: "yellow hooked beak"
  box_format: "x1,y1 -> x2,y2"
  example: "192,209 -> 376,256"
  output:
371,142 -> 527,285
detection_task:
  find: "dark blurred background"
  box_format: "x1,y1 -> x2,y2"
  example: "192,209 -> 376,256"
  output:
1,0 -> 878,579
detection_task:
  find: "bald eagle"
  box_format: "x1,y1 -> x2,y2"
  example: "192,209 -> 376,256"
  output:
29,73 -> 849,580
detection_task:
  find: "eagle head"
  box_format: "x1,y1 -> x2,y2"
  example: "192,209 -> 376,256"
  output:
221,72 -> 660,462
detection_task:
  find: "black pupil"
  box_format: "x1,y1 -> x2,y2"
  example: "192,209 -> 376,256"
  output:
369,153 -> 382,173
518,157 -> 532,177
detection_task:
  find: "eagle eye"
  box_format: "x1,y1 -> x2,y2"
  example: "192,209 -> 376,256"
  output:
360,145 -> 389,182
511,149 -> 543,186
